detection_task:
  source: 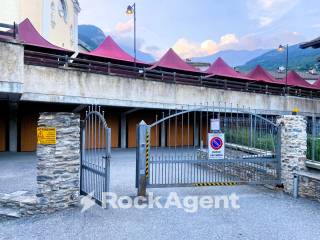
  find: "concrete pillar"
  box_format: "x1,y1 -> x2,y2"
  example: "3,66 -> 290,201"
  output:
194,116 -> 199,147
161,121 -> 166,147
277,115 -> 307,194
37,112 -> 80,211
8,102 -> 18,152
120,113 -> 126,149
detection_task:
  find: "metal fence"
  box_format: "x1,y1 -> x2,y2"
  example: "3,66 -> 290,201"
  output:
80,106 -> 111,206
0,22 -> 18,39
136,105 -> 281,192
307,116 -> 320,162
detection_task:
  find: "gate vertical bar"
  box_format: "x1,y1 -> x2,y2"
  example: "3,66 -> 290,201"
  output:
103,126 -> 111,208
136,121 -> 149,196
80,121 -> 85,195
312,114 -> 316,161
276,124 -> 282,183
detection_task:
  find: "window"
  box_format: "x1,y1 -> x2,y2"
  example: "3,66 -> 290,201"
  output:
58,0 -> 68,22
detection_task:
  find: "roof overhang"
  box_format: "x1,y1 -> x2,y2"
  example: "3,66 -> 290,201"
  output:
300,37 -> 320,49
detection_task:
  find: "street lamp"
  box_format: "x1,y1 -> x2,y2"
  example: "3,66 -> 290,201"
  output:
277,44 -> 289,95
126,3 -> 136,68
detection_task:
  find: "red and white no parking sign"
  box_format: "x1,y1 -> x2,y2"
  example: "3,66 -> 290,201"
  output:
208,133 -> 225,160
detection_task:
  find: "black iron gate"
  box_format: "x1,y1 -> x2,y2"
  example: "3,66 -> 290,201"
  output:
80,106 -> 111,206
136,105 -> 281,193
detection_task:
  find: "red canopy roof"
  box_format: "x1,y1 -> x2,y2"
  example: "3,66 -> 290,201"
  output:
83,36 -> 143,63
313,78 -> 320,88
247,65 -> 283,84
149,48 -> 200,73
206,57 -> 254,81
19,18 -> 73,54
284,71 -> 315,89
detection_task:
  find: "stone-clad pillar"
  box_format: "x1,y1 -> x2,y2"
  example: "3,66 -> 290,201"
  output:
36,113 -> 80,212
277,115 -> 307,194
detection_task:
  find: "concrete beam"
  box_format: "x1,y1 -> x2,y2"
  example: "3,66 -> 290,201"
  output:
124,108 -> 141,115
72,104 -> 87,113
22,65 -> 320,116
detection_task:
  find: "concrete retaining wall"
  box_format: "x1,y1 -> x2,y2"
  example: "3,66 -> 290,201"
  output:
22,65 -> 320,113
0,40 -> 23,96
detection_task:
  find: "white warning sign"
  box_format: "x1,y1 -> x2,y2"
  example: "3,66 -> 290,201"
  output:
208,133 -> 225,160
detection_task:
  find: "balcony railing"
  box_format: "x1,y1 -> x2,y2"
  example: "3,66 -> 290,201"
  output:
0,22 -> 18,39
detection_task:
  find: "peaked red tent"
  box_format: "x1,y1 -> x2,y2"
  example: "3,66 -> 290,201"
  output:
18,18 -> 73,55
247,65 -> 284,85
284,71 -> 315,89
206,57 -> 254,81
78,36 -> 145,65
87,36 -> 139,62
313,78 -> 320,89
149,48 -> 200,73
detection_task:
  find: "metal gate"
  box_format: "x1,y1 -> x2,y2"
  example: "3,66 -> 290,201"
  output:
136,105 -> 281,194
80,106 -> 111,206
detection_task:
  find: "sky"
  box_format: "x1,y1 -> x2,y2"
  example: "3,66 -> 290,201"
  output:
79,0 -> 320,59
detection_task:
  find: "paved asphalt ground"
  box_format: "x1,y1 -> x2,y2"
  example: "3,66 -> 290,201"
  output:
0,152 -> 37,193
1,149 -> 320,240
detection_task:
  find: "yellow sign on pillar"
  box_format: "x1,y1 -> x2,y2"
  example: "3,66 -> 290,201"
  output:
37,127 -> 57,145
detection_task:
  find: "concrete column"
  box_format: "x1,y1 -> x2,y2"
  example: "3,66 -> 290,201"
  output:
9,102 -> 18,152
277,115 -> 307,194
194,116 -> 199,147
161,121 -> 166,147
120,113 -> 126,149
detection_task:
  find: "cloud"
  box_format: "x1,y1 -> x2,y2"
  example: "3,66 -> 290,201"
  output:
166,31 -> 305,59
115,19 -> 134,34
247,0 -> 299,27
259,17 -> 273,27
112,35 -> 144,50
312,23 -> 320,28
231,31 -> 305,50
140,45 -> 164,59
172,34 -> 239,59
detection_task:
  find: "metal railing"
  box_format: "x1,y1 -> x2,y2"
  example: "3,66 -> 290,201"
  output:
23,50 -> 320,99
307,116 -> 320,162
0,22 -> 18,39
136,104 -> 281,191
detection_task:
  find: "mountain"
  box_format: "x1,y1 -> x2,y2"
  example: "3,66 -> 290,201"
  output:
78,25 -> 155,62
239,44 -> 320,71
191,49 -> 270,67
78,25 -> 105,50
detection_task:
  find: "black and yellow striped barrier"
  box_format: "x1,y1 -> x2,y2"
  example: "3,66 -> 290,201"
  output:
194,182 -> 238,187
145,130 -> 150,177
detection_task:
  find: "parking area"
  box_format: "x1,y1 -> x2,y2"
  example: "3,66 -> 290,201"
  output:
0,149 -> 320,240
0,152 -> 37,193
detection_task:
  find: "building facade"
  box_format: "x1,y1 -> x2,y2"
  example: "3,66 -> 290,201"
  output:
0,0 -> 80,51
